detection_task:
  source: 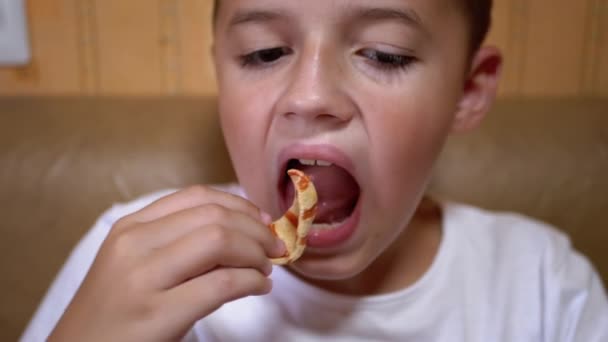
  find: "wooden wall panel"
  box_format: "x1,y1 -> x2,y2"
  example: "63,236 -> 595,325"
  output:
77,0 -> 100,94
520,0 -> 591,96
594,0 -> 608,95
178,0 -> 216,95
95,0 -> 164,94
0,0 -> 606,97
0,0 -> 81,94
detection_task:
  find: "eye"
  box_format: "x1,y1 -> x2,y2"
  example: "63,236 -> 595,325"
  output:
240,47 -> 292,68
358,48 -> 416,70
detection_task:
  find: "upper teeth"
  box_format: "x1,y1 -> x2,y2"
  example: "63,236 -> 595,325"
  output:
299,159 -> 333,167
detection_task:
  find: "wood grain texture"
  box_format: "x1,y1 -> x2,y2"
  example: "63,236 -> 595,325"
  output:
77,0 -> 100,93
0,0 -> 81,94
159,0 -> 181,94
520,0 -> 591,96
178,0 -> 217,95
95,0 -> 163,94
594,0 -> 608,95
0,0 -> 606,97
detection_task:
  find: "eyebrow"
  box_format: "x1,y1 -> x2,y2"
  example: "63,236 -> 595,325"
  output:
228,9 -> 287,28
351,6 -> 426,32
226,5 -> 427,35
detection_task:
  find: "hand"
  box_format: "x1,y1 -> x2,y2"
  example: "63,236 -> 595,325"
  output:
48,186 -> 285,342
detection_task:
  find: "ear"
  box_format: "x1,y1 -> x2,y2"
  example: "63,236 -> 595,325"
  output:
451,46 -> 502,133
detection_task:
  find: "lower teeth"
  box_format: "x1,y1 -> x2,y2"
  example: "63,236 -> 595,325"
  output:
312,217 -> 349,230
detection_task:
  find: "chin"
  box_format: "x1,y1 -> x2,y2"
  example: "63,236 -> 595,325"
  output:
286,248 -> 377,281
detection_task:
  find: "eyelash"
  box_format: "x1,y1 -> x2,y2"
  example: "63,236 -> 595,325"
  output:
239,47 -> 416,72
358,48 -> 416,71
240,47 -> 292,68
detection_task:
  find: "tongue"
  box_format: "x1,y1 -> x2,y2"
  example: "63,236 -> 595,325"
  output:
285,164 -> 359,224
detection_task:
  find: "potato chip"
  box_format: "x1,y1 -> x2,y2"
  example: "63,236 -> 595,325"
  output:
269,169 -> 318,265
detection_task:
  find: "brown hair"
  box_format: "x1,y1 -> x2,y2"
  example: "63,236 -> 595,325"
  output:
462,0 -> 493,54
212,0 -> 492,55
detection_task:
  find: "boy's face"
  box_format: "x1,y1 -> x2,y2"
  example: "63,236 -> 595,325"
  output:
213,0 -> 499,280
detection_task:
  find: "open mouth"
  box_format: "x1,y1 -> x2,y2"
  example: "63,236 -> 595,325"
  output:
279,158 -> 361,229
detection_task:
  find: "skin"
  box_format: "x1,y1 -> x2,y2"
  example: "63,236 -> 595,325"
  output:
49,0 -> 501,340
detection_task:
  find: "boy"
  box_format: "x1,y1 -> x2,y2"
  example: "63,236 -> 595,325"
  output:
22,0 -> 608,341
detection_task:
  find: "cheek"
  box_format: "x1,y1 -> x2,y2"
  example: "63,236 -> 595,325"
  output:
218,79 -> 278,209
220,101 -> 256,164
218,70 -> 270,158
363,87 -> 456,213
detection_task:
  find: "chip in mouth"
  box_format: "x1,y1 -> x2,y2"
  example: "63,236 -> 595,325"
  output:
281,159 -> 360,226
270,169 -> 318,265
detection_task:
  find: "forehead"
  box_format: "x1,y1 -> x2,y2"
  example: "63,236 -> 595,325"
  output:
215,0 -> 464,30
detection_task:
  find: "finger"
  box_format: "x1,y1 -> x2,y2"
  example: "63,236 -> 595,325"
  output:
159,268 -> 271,329
143,225 -> 273,288
124,203 -> 284,257
116,185 -> 265,228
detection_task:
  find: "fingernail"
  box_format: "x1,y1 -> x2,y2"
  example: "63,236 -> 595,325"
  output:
260,211 -> 273,225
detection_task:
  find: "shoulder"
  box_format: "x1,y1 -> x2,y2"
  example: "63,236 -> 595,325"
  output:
443,202 -> 608,341
100,184 -> 245,227
443,201 -> 573,265
440,201 -> 601,297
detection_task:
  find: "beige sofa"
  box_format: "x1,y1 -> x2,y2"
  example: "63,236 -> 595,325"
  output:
1,97 -> 606,341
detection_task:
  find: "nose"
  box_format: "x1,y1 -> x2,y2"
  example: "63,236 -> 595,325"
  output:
276,41 -> 354,125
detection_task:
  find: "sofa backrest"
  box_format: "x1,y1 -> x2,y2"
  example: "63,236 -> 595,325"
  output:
0,97 -> 606,341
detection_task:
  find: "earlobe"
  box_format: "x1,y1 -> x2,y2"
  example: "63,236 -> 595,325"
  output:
452,46 -> 503,133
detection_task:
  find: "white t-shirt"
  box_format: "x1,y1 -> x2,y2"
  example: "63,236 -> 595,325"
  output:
21,185 -> 608,342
